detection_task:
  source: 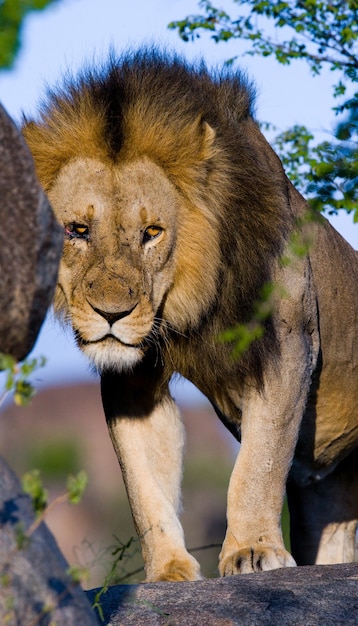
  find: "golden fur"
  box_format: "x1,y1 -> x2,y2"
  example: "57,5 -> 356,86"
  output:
23,49 -> 358,581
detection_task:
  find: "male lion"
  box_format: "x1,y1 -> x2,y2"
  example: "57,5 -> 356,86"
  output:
23,49 -> 358,582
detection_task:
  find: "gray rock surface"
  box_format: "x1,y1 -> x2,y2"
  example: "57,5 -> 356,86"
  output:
87,562 -> 358,625
0,105 -> 97,625
0,455 -> 99,625
0,104 -> 63,361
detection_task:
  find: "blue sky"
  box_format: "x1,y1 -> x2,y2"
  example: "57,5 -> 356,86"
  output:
1,0 -> 357,400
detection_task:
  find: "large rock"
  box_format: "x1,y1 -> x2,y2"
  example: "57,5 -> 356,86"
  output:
0,106 -> 97,624
0,456 -> 99,625
87,563 -> 358,625
0,104 -> 63,361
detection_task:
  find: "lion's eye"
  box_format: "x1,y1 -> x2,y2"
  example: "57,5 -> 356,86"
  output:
65,223 -> 89,240
142,225 -> 163,244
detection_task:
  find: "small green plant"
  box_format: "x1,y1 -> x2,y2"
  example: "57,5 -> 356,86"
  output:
92,536 -> 138,621
0,353 -> 46,407
219,281 -> 279,359
21,469 -> 88,538
22,469 -> 48,515
66,563 -> 91,588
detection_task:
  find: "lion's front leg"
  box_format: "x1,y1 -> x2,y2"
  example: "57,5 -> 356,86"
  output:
101,371 -> 200,583
219,326 -> 315,576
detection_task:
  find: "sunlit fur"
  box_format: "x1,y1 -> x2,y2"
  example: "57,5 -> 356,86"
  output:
23,48 -> 358,581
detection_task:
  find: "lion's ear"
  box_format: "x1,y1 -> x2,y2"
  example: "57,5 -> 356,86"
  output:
200,121 -> 216,160
190,116 -> 216,161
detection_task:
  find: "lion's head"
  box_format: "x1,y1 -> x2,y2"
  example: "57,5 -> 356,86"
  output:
23,49 -> 291,378
46,152 -> 222,372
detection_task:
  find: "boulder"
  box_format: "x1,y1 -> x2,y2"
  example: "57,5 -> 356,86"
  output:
87,562 -> 358,625
0,106 -> 97,625
0,104 -> 63,361
0,455 -> 99,625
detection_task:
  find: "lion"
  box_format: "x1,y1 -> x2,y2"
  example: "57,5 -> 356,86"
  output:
23,49 -> 358,582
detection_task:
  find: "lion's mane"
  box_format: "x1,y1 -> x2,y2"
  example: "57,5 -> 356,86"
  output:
23,48 -> 295,387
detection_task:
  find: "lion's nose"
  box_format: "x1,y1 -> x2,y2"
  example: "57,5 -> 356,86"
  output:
92,304 -> 137,326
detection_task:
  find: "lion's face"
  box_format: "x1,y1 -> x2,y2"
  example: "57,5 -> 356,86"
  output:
49,157 -> 181,371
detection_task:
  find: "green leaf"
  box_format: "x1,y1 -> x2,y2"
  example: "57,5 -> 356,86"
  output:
0,353 -> 15,372
1,354 -> 46,406
22,469 -> 48,515
66,564 -> 90,586
14,380 -> 36,406
67,470 -> 88,504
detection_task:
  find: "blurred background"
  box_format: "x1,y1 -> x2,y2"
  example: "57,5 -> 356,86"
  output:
0,0 -> 356,588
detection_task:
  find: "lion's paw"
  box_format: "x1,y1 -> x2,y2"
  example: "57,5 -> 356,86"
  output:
146,555 -> 202,582
219,545 -> 296,576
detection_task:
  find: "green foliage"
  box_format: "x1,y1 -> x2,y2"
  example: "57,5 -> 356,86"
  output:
22,469 -> 48,515
0,0 -> 59,69
219,282 -> 277,358
21,467 -> 87,544
273,108 -> 358,217
22,468 -> 88,515
66,563 -> 91,587
169,0 -> 358,217
66,470 -> 88,504
92,536 -> 136,622
220,320 -> 264,358
0,353 -> 46,406
169,0 -> 358,79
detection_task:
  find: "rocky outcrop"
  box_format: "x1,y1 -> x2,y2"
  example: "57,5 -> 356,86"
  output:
87,562 -> 358,625
0,104 -> 63,361
0,105 -> 97,625
0,456 -> 98,625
